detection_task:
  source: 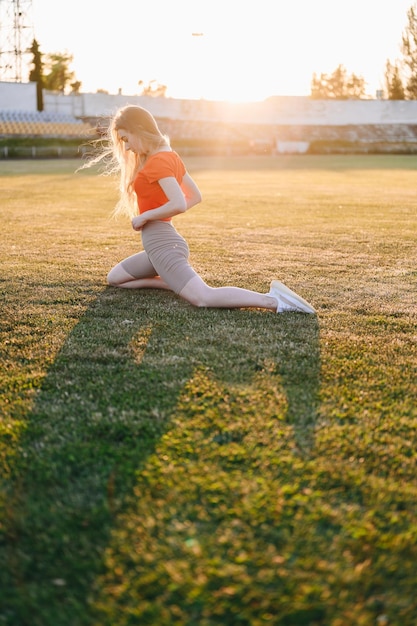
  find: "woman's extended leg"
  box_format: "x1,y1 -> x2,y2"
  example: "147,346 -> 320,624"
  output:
179,275 -> 316,313
179,275 -> 277,311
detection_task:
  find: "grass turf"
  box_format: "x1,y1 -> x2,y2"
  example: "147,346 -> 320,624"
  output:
0,155 -> 416,625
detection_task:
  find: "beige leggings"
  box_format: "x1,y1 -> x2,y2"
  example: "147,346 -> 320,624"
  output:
121,221 -> 198,294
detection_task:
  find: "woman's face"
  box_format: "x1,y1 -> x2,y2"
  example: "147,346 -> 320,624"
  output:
117,128 -> 146,156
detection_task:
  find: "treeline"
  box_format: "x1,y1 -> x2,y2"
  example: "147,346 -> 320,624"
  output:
312,2 -> 417,99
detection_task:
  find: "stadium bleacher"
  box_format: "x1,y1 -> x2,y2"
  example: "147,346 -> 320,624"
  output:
1,107 -> 417,155
156,117 -> 417,153
0,110 -> 94,137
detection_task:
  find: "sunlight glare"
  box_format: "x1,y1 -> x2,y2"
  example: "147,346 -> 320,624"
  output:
31,0 -> 413,102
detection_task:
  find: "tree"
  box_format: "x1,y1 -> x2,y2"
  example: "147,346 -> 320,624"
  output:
310,64 -> 366,99
384,60 -> 406,99
402,2 -> 417,98
43,52 -> 80,93
70,80 -> 82,94
28,39 -> 44,111
138,79 -> 167,98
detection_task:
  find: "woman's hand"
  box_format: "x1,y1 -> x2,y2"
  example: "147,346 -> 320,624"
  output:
132,215 -> 148,231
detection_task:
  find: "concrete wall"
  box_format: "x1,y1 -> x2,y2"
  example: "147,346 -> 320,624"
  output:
1,81 -> 417,126
42,92 -> 417,126
0,81 -> 37,111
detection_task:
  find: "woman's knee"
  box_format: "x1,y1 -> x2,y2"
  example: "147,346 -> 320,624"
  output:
107,264 -> 131,286
185,293 -> 208,307
179,280 -> 213,307
107,267 -> 118,286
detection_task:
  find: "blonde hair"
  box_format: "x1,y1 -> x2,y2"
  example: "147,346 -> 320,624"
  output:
83,105 -> 170,218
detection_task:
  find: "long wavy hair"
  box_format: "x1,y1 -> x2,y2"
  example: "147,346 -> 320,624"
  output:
84,105 -> 170,218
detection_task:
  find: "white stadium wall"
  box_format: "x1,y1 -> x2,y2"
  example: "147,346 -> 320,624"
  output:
44,92 -> 417,126
1,81 -> 417,126
0,81 -> 37,111
43,91 -> 417,126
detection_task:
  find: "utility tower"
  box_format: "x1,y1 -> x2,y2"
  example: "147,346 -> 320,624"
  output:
0,0 -> 34,82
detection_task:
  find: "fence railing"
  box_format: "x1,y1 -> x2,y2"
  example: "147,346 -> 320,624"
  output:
0,145 -> 88,159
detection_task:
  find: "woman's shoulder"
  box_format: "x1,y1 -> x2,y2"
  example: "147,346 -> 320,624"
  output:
140,150 -> 185,182
146,150 -> 185,172
148,150 -> 182,163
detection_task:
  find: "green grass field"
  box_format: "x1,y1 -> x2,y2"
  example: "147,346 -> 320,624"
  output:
1,154 -> 416,626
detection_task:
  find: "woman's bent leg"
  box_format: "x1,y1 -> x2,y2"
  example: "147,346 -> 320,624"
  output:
107,252 -> 171,290
179,275 -> 277,311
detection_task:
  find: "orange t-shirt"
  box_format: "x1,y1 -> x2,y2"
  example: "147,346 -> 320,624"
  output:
133,151 -> 186,222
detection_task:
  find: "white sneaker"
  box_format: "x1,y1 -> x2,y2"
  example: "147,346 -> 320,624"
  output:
267,280 -> 316,314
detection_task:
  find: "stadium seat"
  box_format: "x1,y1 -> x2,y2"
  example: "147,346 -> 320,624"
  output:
0,110 -> 94,137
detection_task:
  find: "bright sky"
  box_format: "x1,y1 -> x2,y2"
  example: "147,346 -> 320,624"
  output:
31,0 -> 413,102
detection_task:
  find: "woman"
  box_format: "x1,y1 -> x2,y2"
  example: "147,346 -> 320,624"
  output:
93,104 -> 315,314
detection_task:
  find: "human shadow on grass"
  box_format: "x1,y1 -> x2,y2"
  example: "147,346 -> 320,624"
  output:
2,287 -> 320,626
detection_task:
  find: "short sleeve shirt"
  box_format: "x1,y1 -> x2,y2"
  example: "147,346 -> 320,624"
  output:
133,151 -> 186,220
